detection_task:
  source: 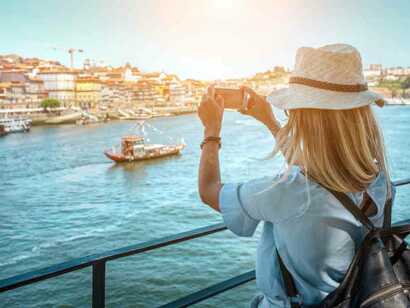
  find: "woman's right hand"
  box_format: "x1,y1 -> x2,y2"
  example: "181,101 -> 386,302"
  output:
240,87 -> 281,134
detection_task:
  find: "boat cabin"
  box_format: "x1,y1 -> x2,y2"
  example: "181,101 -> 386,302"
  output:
121,135 -> 144,157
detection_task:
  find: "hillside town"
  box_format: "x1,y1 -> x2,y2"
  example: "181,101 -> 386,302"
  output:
0,54 -> 409,128
0,54 -> 207,116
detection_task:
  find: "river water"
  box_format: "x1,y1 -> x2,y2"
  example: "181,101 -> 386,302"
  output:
0,107 -> 409,307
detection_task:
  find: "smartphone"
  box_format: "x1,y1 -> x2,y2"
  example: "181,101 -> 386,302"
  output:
214,88 -> 247,109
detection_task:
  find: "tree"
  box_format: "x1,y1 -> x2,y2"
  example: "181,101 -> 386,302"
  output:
400,77 -> 410,98
391,88 -> 397,98
40,98 -> 61,111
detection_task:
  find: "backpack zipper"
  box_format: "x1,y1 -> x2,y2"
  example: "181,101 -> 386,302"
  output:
360,284 -> 410,307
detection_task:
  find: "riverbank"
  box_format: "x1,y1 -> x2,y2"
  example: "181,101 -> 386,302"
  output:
0,105 -> 198,127
1,99 -> 409,129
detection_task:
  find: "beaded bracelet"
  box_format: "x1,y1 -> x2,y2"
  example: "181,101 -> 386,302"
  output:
200,136 -> 221,150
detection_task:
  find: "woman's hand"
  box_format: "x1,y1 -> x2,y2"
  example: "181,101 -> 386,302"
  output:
240,86 -> 280,134
198,85 -> 224,137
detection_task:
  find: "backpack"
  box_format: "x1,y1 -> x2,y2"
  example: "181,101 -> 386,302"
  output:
277,185 -> 410,308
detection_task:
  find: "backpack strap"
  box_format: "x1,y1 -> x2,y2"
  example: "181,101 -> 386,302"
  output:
383,194 -> 393,229
276,249 -> 301,308
300,170 -> 376,231
326,189 -> 376,231
276,170 -> 378,303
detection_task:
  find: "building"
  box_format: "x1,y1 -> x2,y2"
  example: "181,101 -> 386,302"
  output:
0,83 -> 11,107
364,64 -> 383,78
385,66 -> 410,76
167,79 -> 186,103
75,77 -> 102,108
183,79 -> 206,100
134,81 -> 158,104
37,71 -> 76,106
25,77 -> 47,108
101,82 -> 131,107
123,67 -> 142,82
0,70 -> 27,83
2,82 -> 26,107
369,64 -> 383,71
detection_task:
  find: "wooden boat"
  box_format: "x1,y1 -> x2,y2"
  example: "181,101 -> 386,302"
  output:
104,135 -> 185,163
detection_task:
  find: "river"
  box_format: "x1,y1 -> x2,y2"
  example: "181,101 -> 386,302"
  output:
0,107 -> 409,307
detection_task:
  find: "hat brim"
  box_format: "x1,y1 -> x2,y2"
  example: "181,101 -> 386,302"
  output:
267,84 -> 385,110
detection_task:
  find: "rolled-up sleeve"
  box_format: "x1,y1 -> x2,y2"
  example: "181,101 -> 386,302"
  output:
219,168 -> 310,236
219,182 -> 260,237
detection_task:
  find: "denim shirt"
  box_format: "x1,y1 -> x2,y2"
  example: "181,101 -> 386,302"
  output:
219,166 -> 391,307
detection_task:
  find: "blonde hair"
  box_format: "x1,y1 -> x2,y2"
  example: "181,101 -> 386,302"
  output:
274,106 -> 390,193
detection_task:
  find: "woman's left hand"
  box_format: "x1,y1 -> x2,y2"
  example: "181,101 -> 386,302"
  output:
198,85 -> 224,137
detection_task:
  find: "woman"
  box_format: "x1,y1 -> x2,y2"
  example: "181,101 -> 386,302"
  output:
197,44 -> 392,307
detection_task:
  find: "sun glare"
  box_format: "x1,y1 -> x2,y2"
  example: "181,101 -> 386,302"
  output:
209,0 -> 236,10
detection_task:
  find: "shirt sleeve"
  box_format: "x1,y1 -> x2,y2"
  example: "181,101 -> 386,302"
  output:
219,168 -> 310,237
219,182 -> 260,237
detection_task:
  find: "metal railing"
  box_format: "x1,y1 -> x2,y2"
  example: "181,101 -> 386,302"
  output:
1,178 -> 409,308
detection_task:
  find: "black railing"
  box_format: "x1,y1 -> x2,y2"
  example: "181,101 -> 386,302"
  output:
1,178 -> 410,308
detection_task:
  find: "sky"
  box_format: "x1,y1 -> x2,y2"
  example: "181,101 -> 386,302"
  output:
1,0 -> 410,80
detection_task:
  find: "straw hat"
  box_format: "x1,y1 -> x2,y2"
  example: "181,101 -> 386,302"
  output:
267,44 -> 385,110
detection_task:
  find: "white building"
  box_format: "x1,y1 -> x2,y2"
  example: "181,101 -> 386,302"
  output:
124,68 -> 141,82
385,67 -> 408,76
168,80 -> 186,103
37,71 -> 76,105
364,64 -> 383,79
25,78 -> 47,107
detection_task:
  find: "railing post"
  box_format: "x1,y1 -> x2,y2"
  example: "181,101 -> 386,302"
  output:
92,261 -> 106,308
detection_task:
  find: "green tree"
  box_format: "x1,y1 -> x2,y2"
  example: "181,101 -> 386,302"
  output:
391,88 -> 397,98
401,77 -> 410,97
40,98 -> 61,110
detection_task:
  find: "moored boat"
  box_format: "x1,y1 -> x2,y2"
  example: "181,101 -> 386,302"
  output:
104,135 -> 185,163
0,118 -> 32,133
117,109 -> 153,120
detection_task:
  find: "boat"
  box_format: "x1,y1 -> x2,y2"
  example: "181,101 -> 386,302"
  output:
117,109 -> 152,120
76,113 -> 101,125
76,118 -> 100,125
104,135 -> 185,163
0,124 -> 7,137
0,118 -> 32,133
133,113 -> 152,120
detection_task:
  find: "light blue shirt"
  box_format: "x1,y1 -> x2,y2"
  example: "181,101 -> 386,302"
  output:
219,166 -> 391,307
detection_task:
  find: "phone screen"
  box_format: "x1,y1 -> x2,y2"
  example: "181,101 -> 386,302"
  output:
214,88 -> 245,109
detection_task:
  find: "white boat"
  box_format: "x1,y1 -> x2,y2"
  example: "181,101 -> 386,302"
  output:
0,118 -> 32,133
117,109 -> 152,120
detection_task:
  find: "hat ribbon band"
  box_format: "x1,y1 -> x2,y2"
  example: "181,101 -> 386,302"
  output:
289,77 -> 368,93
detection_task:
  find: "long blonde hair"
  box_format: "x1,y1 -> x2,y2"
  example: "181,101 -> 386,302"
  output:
275,106 -> 390,193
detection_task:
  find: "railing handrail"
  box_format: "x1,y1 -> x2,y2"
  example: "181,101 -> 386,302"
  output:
0,223 -> 227,293
393,178 -> 410,187
0,177 -> 409,307
159,270 -> 256,308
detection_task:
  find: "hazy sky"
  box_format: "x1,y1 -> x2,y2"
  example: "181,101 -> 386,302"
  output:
1,0 -> 410,79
